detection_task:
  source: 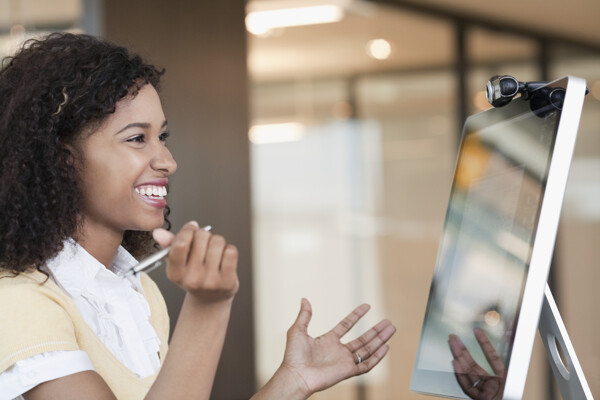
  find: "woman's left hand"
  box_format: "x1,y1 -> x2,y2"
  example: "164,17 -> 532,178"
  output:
274,298 -> 396,398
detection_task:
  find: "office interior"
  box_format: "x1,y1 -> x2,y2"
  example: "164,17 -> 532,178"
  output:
0,0 -> 598,398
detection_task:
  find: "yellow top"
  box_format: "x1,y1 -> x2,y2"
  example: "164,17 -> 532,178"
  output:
0,269 -> 169,399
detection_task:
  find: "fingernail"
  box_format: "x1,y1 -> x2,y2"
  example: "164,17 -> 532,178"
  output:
188,220 -> 199,228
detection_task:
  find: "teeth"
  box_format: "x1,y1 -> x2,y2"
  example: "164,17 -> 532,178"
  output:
135,185 -> 167,198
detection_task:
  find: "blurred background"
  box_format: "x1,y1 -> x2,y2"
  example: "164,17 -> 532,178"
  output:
1,0 -> 598,398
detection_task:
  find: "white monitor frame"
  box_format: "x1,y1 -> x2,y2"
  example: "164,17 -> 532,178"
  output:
502,76 -> 586,399
410,76 -> 588,400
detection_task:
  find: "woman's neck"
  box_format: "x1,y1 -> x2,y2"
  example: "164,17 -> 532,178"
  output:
73,221 -> 124,269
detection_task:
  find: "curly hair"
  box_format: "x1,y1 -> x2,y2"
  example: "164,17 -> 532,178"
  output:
0,32 -> 170,273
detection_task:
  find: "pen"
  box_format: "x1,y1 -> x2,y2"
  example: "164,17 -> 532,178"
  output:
123,225 -> 212,278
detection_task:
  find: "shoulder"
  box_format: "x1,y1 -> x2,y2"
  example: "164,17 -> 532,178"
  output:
0,269 -> 67,304
0,269 -> 50,296
0,268 -> 76,324
0,268 -> 45,284
0,270 -> 80,373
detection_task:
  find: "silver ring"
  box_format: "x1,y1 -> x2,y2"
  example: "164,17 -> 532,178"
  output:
355,352 -> 362,364
472,379 -> 481,388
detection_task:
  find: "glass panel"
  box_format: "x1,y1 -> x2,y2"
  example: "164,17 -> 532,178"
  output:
248,3 -> 457,398
0,0 -> 83,60
356,70 -> 459,399
250,78 -> 393,391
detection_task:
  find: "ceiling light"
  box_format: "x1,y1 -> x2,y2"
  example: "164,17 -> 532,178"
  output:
249,122 -> 306,144
246,5 -> 344,36
366,38 -> 391,60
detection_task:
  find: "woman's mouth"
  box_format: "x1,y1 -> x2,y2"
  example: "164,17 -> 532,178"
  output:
135,185 -> 167,198
135,185 -> 168,208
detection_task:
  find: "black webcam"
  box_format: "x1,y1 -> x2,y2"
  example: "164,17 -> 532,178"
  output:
486,75 -> 571,118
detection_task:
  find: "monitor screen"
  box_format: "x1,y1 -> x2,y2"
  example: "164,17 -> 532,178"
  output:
410,76 -> 586,399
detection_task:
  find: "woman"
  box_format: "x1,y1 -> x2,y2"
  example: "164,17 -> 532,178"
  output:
0,33 -> 395,399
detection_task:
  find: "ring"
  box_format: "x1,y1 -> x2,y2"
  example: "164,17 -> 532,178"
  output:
355,352 -> 362,364
472,379 -> 481,388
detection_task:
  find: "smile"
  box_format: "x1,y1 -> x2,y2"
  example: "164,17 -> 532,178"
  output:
135,185 -> 167,199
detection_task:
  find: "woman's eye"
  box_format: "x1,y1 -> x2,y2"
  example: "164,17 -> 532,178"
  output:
159,131 -> 170,141
127,134 -> 145,143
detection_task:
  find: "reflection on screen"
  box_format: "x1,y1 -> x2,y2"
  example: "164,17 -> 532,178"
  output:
415,98 -> 558,382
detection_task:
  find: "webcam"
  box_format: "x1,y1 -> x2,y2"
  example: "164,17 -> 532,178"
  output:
486,75 -> 570,118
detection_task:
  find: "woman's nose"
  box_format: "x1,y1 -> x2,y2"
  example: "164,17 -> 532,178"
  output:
151,145 -> 177,175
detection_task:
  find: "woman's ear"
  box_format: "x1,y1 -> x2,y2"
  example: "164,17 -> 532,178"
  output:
63,121 -> 98,167
63,143 -> 77,167
62,139 -> 85,168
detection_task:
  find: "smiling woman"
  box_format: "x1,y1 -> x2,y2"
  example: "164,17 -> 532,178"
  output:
0,33 -> 166,271
0,32 -> 395,400
73,84 -> 177,266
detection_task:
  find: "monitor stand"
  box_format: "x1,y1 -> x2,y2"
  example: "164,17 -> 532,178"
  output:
538,283 -> 594,399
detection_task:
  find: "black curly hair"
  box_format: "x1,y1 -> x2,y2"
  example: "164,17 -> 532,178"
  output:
0,32 -> 170,273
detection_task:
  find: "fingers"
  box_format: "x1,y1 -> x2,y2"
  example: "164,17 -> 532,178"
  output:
167,221 -> 200,276
289,298 -> 313,335
448,334 -> 489,383
449,335 -> 484,397
474,328 -> 505,376
347,319 -> 395,353
152,228 -> 175,248
329,305 -> 395,376
347,319 -> 396,371
355,344 -> 390,375
330,304 -> 370,339
448,334 -> 467,359
221,244 -> 239,288
165,222 -> 239,301
186,229 -> 215,271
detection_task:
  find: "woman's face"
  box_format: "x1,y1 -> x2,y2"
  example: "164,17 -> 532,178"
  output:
76,84 -> 177,237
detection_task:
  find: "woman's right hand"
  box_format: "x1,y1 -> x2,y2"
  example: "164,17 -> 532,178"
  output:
153,221 -> 239,304
148,221 -> 239,399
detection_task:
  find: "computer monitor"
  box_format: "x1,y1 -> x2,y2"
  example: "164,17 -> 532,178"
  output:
410,76 -> 587,399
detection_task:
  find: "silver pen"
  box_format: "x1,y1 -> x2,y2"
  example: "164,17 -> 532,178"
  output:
123,225 -> 212,278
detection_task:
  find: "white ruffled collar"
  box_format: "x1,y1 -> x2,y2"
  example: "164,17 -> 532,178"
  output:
44,239 -> 143,293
